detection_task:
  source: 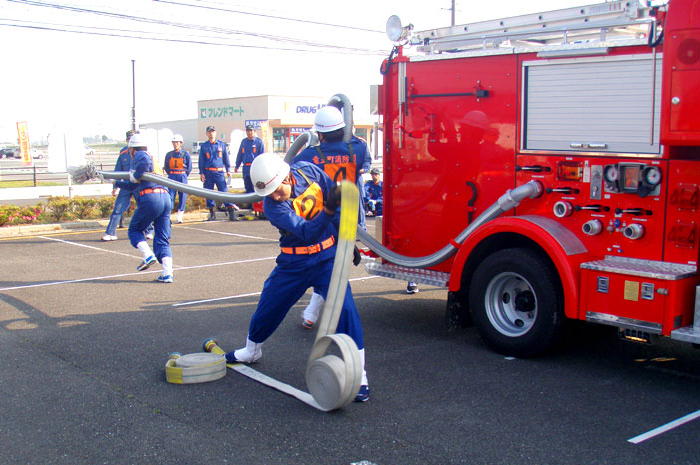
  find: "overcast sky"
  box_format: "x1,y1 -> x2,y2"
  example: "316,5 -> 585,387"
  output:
0,0 -> 591,144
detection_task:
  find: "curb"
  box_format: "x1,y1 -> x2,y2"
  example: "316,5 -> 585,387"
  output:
0,220 -> 108,238
0,211 -> 213,239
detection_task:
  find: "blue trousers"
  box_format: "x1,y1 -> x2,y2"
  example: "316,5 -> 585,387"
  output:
203,173 -> 232,208
128,192 -> 172,261
248,248 -> 364,350
242,165 -> 254,193
167,173 -> 188,211
105,189 -> 153,236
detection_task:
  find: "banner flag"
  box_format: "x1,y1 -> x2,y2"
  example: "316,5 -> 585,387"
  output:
16,121 -> 32,166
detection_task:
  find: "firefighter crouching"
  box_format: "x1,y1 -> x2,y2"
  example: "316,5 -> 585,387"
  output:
224,153 -> 370,402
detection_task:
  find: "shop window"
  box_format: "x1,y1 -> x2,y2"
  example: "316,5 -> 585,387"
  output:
273,128 -> 288,153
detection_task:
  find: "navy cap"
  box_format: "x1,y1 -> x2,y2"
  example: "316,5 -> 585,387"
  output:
206,126 -> 216,132
370,168 -> 380,175
245,125 -> 254,130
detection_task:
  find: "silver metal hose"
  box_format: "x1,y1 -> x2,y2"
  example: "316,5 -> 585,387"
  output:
99,129 -> 322,205
356,181 -> 543,268
327,94 -> 353,143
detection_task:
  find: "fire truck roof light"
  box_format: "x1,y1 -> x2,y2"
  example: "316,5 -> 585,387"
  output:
386,15 -> 412,42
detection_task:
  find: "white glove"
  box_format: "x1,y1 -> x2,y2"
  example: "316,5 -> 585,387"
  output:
129,170 -> 138,183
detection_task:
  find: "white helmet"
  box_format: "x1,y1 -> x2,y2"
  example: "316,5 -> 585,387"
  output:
128,134 -> 147,148
171,134 -> 184,143
250,153 -> 290,196
313,106 -> 346,133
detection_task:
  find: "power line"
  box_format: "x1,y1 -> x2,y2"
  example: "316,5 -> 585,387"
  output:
0,20 -> 386,54
5,0 -> 387,53
152,0 -> 384,34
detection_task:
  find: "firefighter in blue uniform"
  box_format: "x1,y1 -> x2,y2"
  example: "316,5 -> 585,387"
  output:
102,129 -> 153,241
163,134 -> 192,224
127,134 -> 174,283
198,126 -> 236,221
364,167 -> 383,216
235,125 -> 265,193
226,153 -> 370,402
292,106 -> 371,329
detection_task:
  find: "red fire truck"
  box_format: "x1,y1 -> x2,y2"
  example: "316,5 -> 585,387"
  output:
364,0 -> 700,357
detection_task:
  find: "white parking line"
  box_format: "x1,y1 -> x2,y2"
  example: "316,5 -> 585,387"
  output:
179,225 -> 278,242
0,257 -> 276,292
173,275 -> 380,307
628,409 -> 700,444
173,292 -> 263,307
39,235 -> 139,259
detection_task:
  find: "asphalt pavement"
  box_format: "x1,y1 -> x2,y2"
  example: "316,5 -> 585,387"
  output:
1,217 -> 700,464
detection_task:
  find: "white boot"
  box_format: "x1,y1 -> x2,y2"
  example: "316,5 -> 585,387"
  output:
230,337 -> 263,363
302,292 -> 324,329
176,210 -> 184,223
354,348 -> 369,402
359,348 -> 368,386
161,256 -> 173,277
136,240 -> 153,259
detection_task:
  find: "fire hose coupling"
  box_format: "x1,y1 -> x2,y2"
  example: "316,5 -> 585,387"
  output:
623,223 -> 645,240
553,200 -> 574,218
582,219 -> 603,236
497,181 -> 544,210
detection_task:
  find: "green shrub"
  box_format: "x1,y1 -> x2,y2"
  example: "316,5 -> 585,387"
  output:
98,197 -> 116,217
73,198 -> 97,219
186,194 -> 207,211
0,204 -> 45,226
46,196 -> 75,222
0,205 -> 19,226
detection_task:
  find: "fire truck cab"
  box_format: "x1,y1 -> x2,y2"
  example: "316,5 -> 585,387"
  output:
368,0 -> 700,357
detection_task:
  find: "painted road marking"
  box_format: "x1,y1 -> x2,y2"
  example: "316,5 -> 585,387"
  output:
173,276 -> 381,307
39,235 -> 139,259
628,409 -> 700,444
179,225 -> 278,241
0,257 -> 276,292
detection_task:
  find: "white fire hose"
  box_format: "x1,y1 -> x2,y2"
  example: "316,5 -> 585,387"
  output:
165,352 -> 227,384
169,182 -> 362,411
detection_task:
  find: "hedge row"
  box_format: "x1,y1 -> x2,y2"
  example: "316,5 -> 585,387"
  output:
0,194 -> 209,227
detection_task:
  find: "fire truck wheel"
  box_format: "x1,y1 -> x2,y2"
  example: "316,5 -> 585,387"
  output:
469,247 -> 563,358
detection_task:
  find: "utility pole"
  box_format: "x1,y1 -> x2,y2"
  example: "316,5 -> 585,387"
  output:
131,59 -> 136,131
451,0 -> 456,26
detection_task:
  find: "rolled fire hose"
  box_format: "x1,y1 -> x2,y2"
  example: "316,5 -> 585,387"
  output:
202,182 -> 362,411
165,352 -> 226,384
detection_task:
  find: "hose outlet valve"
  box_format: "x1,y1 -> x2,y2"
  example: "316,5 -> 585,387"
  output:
553,201 -> 574,218
582,219 -> 603,236
623,223 -> 645,240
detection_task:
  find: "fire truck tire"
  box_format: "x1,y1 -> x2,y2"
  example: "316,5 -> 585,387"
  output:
469,247 -> 563,358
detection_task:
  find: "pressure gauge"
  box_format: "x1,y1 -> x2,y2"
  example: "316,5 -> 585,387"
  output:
603,165 -> 618,183
643,166 -> 662,186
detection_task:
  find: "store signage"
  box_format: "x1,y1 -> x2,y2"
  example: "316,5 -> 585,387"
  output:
200,105 -> 244,119
295,104 -> 325,114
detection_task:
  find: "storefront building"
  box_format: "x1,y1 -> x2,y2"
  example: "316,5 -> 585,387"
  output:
197,95 -> 377,154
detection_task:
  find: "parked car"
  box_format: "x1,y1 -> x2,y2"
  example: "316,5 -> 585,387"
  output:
31,149 -> 46,159
84,145 -> 94,155
0,147 -> 16,159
